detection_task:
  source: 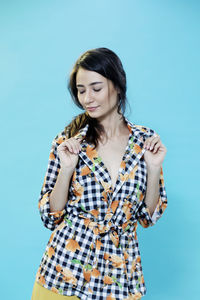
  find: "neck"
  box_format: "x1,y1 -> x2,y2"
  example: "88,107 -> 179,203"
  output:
97,113 -> 127,140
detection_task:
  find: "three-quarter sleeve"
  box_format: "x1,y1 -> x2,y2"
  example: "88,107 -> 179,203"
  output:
136,165 -> 168,228
135,126 -> 168,228
38,128 -> 69,231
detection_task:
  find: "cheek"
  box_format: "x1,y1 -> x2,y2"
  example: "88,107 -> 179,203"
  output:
100,91 -> 117,107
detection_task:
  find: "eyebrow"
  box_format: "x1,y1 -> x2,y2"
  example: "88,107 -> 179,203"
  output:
76,81 -> 103,88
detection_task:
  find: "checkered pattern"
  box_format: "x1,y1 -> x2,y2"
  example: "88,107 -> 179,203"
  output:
35,117 -> 168,299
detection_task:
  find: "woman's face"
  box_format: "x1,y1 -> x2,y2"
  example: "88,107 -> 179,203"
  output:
76,67 -> 119,119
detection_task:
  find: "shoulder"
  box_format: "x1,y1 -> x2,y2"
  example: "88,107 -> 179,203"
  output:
131,123 -> 158,142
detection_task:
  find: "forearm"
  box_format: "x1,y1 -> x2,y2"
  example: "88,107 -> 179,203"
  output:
49,167 -> 74,212
144,166 -> 161,217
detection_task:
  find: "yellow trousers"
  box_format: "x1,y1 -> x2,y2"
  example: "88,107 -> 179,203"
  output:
31,281 -> 80,300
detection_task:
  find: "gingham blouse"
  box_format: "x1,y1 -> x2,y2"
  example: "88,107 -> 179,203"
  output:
35,116 -> 167,300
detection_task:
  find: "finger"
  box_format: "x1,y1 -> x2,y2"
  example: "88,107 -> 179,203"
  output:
67,138 -> 79,154
149,138 -> 160,151
144,136 -> 160,150
69,138 -> 81,154
73,138 -> 82,153
152,141 -> 162,153
144,135 -> 159,147
59,139 -> 77,154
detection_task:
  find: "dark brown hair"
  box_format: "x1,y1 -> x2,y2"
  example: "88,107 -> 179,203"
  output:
65,47 -> 129,149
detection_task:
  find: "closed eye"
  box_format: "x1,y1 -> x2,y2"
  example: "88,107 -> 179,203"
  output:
79,89 -> 101,94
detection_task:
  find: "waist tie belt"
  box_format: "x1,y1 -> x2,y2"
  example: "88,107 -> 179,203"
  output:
78,214 -> 136,248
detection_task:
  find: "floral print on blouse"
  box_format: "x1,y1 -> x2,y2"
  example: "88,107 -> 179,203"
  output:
35,116 -> 168,300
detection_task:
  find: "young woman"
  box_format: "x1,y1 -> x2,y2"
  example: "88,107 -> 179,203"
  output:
31,47 -> 167,300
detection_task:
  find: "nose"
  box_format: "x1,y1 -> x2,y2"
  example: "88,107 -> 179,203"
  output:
83,89 -> 94,105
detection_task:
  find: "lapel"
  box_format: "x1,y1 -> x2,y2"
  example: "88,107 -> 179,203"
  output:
73,117 -> 147,201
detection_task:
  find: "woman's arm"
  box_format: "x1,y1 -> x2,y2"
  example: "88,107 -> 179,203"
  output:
49,167 -> 74,212
136,130 -> 168,228
144,165 -> 161,217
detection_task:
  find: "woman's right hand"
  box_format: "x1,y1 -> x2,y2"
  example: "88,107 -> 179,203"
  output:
57,136 -> 82,171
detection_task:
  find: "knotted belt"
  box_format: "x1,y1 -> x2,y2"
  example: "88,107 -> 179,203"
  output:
78,213 -> 137,248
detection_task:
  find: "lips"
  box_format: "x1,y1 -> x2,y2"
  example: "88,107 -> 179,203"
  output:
86,106 -> 99,111
87,106 -> 99,109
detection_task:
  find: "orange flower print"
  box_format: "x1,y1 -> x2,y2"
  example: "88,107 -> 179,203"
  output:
163,201 -> 167,211
39,192 -> 49,208
110,200 -> 119,213
107,293 -> 116,300
130,257 -> 141,275
49,210 -> 64,218
96,239 -> 103,251
101,180 -> 112,193
35,266 -> 41,281
57,137 -> 65,145
122,221 -> 129,231
89,209 -> 99,218
62,267 -> 77,286
55,264 -> 77,286
65,238 -> 82,252
49,232 -> 54,244
83,218 -> 91,229
101,190 -> 108,203
131,260 -> 137,274
133,292 -> 142,299
83,269 -> 91,282
109,254 -> 125,268
72,170 -> 76,182
49,151 -> 56,160
93,227 -> 99,235
86,145 -> 97,160
36,267 -> 46,286
133,143 -> 142,154
127,124 -> 133,133
104,252 -> 110,260
119,173 -> 129,182
70,182 -> 84,205
103,275 -> 114,285
51,286 -> 59,293
47,246 -> 55,258
88,221 -> 98,233
38,275 -> 46,285
120,160 -> 126,171
139,192 -> 144,202
110,230 -> 119,247
105,207 -> 113,220
129,165 -> 138,179
122,200 -> 132,221
55,264 -> 62,272
87,221 -> 99,235
91,268 -> 100,278
123,250 -> 129,260
81,165 -> 91,176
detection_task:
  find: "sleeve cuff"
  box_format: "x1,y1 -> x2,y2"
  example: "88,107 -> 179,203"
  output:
39,191 -> 66,228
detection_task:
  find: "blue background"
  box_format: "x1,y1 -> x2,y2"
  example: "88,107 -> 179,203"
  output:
1,0 -> 199,299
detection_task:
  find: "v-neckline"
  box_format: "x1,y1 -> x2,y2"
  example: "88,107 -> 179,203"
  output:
95,130 -> 132,193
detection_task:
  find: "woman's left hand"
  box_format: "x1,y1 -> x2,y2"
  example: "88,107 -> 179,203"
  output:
143,135 -> 167,168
